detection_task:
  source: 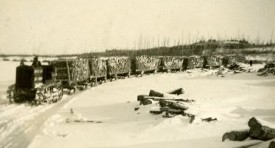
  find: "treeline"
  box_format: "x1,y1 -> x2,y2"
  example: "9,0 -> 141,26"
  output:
81,39 -> 275,58
1,39 -> 274,58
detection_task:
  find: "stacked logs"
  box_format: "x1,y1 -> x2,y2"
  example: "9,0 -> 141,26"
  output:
137,88 -> 198,122
53,58 -> 90,83
223,117 -> 275,143
107,57 -> 131,75
187,56 -> 204,69
133,56 -> 160,72
88,58 -> 107,78
207,55 -> 223,67
71,58 -> 89,82
137,89 -> 218,123
160,56 -> 184,71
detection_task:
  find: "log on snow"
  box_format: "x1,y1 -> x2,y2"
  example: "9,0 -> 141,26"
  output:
159,100 -> 189,110
202,117 -> 217,122
248,117 -> 275,141
222,130 -> 250,142
149,90 -> 164,97
137,95 -> 184,102
140,99 -> 153,105
149,90 -> 181,99
160,107 -> 184,114
167,88 -> 184,95
149,110 -> 163,114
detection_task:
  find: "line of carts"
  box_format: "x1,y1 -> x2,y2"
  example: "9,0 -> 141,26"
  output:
7,55 -> 246,104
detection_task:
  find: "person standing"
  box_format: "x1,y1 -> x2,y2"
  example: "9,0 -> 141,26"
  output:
249,60 -> 253,67
32,56 -> 42,67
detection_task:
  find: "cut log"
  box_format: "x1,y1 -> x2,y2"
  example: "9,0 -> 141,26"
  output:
140,99 -> 153,105
149,90 -> 164,97
137,95 -> 185,102
269,141 -> 275,148
222,130 -> 250,142
150,110 -> 163,114
137,95 -> 148,102
168,88 -> 184,95
202,117 -> 217,122
189,115 -> 196,124
248,117 -> 275,141
162,112 -> 173,118
170,102 -> 189,110
160,107 -> 184,114
159,100 -> 188,110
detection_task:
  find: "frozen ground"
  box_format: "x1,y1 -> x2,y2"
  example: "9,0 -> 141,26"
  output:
27,67 -> 274,148
0,61 -> 274,148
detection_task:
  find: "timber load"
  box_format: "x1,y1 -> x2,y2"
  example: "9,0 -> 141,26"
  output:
88,58 -> 107,79
224,55 -> 246,67
53,58 -> 90,86
187,56 -> 205,69
160,56 -> 184,71
132,56 -> 160,73
107,57 -> 131,77
207,55 -> 223,68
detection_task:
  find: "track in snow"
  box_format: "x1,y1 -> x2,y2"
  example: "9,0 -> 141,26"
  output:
0,91 -> 85,148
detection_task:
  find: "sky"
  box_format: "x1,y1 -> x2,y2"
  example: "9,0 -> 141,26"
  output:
0,0 -> 274,55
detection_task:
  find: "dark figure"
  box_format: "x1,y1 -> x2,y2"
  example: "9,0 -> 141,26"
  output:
249,60 -> 253,67
20,60 -> 25,66
32,56 -> 41,67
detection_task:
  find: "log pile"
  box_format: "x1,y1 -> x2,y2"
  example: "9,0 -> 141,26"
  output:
257,62 -> 275,76
136,89 -> 216,123
207,55 -> 223,67
136,89 -> 217,123
53,58 -> 90,83
107,57 -> 131,75
160,56 -> 184,70
71,58 -> 89,82
187,56 -> 204,69
133,56 -> 160,72
89,58 -> 107,78
223,117 -> 275,142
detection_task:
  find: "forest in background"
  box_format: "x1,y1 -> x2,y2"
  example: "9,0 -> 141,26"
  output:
1,39 -> 275,58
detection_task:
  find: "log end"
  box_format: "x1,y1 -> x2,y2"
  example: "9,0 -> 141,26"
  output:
149,90 -> 164,97
222,132 -> 230,142
222,130 -> 249,142
141,99 -> 153,105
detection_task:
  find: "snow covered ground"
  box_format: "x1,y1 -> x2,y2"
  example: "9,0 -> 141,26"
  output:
0,60 -> 274,148
27,68 -> 275,148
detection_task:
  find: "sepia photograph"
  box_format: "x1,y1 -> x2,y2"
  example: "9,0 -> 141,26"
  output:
0,0 -> 275,147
